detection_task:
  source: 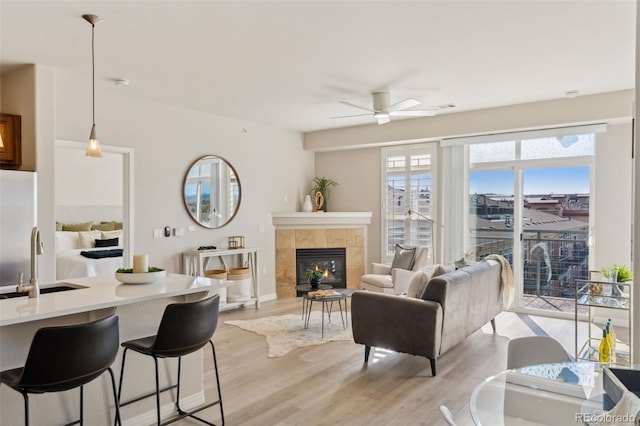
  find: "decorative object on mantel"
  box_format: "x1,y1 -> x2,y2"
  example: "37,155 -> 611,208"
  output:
0,112 -> 22,166
302,194 -> 313,212
82,14 -> 104,158
224,313 -> 352,357
228,235 -> 245,249
314,191 -> 324,212
311,176 -> 338,212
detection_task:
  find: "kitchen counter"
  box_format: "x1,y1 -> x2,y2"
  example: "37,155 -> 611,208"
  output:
0,273 -> 229,425
0,273 -> 229,326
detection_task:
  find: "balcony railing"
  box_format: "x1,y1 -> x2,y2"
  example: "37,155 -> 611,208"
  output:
472,228 -> 589,311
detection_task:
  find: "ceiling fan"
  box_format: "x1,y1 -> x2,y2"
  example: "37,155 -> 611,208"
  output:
331,92 -> 454,125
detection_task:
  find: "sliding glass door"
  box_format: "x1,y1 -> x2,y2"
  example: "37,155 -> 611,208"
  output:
467,133 -> 594,314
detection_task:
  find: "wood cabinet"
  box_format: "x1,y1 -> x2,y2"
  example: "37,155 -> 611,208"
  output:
0,113 -> 22,166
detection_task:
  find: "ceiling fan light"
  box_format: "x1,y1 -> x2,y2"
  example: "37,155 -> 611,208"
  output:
86,125 -> 103,157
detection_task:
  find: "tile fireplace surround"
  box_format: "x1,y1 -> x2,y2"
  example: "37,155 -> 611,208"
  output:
272,212 -> 372,298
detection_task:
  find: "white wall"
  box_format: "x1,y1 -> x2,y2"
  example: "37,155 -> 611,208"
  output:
3,66 -> 314,298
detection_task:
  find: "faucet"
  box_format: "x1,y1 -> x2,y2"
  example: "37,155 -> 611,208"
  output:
17,226 -> 43,298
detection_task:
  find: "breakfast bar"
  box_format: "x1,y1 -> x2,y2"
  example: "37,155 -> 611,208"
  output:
0,273 -> 229,425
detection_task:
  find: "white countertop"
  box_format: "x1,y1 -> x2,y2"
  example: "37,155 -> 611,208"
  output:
0,273 -> 229,327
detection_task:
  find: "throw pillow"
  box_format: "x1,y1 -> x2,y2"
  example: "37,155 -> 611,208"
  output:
95,237 -> 119,248
406,270 -> 431,298
62,221 -> 93,232
390,244 -> 417,271
78,230 -> 101,248
432,263 -> 455,277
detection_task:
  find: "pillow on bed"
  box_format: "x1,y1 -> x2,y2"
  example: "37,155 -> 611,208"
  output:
92,222 -> 116,231
101,230 -> 123,239
95,237 -> 119,248
55,231 -> 81,254
61,221 -> 93,232
78,230 -> 101,248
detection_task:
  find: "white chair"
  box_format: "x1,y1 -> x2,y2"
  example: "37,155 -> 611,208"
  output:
439,405 -> 457,426
507,336 -> 572,369
360,245 -> 429,294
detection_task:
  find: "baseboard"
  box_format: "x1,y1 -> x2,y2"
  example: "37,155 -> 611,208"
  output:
121,391 -> 205,426
261,292 -> 277,302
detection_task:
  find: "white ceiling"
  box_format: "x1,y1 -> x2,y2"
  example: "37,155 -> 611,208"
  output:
1,0 -> 636,133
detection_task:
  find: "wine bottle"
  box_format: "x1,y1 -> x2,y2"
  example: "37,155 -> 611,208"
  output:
607,319 -> 617,363
599,328 -> 611,363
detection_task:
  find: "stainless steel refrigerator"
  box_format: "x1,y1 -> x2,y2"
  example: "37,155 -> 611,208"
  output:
0,170 -> 37,287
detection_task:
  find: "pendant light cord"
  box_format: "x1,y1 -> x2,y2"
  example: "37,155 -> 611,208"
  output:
91,22 -> 96,127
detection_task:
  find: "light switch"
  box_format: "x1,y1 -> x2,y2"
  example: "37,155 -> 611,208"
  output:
153,228 -> 162,239
174,227 -> 184,237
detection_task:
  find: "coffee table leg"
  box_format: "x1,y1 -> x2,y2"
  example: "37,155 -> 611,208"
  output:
338,300 -> 345,329
304,299 -> 313,329
321,301 -> 325,338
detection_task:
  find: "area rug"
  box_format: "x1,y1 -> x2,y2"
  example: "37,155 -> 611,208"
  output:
224,312 -> 353,357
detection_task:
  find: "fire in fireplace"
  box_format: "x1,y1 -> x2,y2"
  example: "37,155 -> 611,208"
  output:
296,248 -> 346,294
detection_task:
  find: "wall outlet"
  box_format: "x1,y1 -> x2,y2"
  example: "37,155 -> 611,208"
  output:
153,228 -> 162,239
188,225 -> 196,232
258,224 -> 265,233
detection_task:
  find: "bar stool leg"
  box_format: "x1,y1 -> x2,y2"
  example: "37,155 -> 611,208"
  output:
154,357 -> 161,426
106,368 -> 122,426
79,385 -> 84,425
22,393 -> 29,426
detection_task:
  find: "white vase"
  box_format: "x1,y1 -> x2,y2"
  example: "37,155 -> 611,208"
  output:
302,195 -> 313,212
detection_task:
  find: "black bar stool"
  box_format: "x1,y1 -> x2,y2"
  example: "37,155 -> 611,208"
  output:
117,294 -> 224,426
0,314 -> 121,426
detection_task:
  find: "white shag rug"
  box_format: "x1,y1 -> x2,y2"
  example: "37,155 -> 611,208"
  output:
224,311 -> 353,357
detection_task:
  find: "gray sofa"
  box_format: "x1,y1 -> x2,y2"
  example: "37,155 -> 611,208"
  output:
351,259 -> 504,376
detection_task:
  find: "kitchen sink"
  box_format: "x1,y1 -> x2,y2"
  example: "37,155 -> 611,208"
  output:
0,283 -> 88,299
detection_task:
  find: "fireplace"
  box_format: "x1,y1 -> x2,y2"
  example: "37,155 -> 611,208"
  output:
296,248 -> 346,294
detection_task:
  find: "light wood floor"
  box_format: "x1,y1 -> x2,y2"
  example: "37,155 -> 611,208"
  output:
173,297 -> 582,426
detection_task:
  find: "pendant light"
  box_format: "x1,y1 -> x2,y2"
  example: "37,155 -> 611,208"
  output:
83,14 -> 103,158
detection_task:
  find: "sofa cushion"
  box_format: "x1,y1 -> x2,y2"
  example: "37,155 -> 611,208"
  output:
390,244 -> 416,270
406,269 -> 433,298
407,263 -> 454,299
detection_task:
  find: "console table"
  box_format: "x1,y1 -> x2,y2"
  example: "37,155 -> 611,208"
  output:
183,247 -> 260,311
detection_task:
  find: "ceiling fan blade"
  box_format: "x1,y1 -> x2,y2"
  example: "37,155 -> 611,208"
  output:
339,101 -> 375,113
330,113 -> 372,119
390,109 -> 440,117
376,115 -> 390,125
386,98 -> 420,113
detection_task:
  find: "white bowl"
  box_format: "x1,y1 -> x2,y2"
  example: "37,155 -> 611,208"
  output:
115,269 -> 166,285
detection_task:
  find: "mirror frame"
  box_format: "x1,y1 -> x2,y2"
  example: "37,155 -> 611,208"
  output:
183,155 -> 241,229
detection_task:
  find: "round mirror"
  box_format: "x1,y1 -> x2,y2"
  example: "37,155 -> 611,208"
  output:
183,155 -> 241,228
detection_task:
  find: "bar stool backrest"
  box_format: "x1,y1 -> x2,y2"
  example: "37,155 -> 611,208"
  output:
151,294 -> 220,357
19,315 -> 120,392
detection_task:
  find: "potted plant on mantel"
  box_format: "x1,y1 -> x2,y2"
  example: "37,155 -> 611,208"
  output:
311,176 -> 338,212
304,267 -> 324,289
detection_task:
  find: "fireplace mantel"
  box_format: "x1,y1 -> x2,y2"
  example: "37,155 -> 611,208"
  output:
272,212 -> 372,298
271,212 -> 372,228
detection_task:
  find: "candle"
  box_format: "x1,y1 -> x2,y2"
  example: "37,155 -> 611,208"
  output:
133,254 -> 149,273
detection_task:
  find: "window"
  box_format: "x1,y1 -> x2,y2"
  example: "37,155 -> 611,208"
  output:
467,132 -> 595,314
381,144 -> 436,263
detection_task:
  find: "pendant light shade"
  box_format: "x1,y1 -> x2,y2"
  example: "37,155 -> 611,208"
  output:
83,14 -> 103,158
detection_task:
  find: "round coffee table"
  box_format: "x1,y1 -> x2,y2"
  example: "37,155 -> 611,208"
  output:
302,292 -> 347,338
296,284 -> 332,319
